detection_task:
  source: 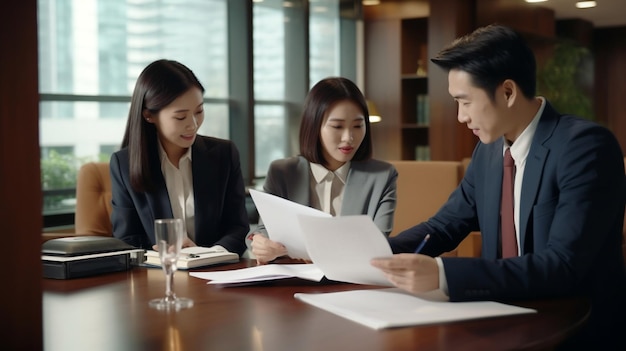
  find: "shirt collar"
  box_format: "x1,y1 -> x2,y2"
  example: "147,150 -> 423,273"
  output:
310,161 -> 350,184
158,139 -> 193,166
503,97 -> 545,160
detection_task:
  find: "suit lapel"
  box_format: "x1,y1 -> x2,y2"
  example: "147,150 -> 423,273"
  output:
144,151 -> 173,239
483,140 -> 505,259
342,163 -> 365,215
289,156 -> 311,205
519,103 -> 557,253
191,138 -> 216,237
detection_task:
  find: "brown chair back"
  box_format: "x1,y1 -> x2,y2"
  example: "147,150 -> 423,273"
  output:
388,161 -> 462,237
75,162 -> 113,236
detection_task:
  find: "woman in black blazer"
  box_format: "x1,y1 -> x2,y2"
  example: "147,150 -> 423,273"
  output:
110,59 -> 248,255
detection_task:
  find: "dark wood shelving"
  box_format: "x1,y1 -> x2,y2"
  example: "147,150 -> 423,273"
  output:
400,18 -> 429,160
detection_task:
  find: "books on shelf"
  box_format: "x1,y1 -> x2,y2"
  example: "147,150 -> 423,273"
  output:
144,246 -> 239,270
416,94 -> 429,125
415,145 -> 430,160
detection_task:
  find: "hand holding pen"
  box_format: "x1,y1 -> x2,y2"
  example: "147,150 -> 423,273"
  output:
414,234 -> 430,254
370,233 -> 439,293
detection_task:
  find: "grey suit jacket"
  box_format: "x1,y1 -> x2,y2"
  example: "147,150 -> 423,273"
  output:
110,135 -> 249,255
255,156 -> 397,237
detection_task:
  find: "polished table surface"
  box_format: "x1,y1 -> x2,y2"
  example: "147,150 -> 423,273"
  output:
43,259 -> 590,351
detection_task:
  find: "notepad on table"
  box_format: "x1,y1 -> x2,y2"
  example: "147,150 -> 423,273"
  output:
144,246 -> 239,270
294,288 -> 537,330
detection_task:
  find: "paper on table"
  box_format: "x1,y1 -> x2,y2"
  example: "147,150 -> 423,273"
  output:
249,189 -> 331,260
294,288 -> 537,330
189,264 -> 324,285
297,215 -> 393,286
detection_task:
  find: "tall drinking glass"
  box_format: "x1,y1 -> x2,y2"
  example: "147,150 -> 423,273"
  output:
149,218 -> 194,310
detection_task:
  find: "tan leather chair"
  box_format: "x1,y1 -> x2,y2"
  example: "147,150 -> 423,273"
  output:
459,157 -> 482,258
389,161 -> 462,236
75,162 -> 113,236
388,161 -> 465,256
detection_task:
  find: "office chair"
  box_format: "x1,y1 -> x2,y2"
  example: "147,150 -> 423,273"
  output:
75,162 -> 113,236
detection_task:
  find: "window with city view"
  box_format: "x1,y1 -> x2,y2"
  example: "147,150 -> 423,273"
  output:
38,0 -> 350,226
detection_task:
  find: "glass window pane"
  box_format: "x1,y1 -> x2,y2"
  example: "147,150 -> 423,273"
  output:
254,105 -> 287,176
38,0 -> 229,218
40,146 -> 78,214
198,103 -> 229,140
253,0 -> 285,101
309,0 -> 340,86
39,101 -> 128,160
38,0 -> 228,97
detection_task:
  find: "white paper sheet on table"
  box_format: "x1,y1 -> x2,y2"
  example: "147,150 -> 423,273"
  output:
297,214 -> 394,286
294,288 -> 537,330
249,188 -> 331,260
189,264 -> 324,285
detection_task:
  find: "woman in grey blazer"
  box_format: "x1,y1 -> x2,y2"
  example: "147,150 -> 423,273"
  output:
250,77 -> 397,264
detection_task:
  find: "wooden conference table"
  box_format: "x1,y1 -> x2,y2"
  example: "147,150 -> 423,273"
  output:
43,259 -> 589,351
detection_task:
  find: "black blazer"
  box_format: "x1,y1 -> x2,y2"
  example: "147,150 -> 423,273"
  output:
390,102 -> 626,348
110,135 -> 249,255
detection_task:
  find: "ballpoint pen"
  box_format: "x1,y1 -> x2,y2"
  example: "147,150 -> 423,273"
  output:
414,234 -> 430,254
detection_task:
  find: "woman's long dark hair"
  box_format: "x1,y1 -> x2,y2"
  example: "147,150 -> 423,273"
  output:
121,59 -> 204,192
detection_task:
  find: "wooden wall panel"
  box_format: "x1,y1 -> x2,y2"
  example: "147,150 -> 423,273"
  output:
428,0 -> 477,161
365,19 -> 403,161
594,27 -> 626,155
0,1 -> 43,349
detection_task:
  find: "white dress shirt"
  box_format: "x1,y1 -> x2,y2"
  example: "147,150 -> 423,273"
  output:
309,162 -> 350,216
158,142 -> 196,241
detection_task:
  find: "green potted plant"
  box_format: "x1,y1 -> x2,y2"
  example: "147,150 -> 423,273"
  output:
536,40 -> 594,120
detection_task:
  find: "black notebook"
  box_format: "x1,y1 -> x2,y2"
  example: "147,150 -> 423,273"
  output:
42,236 -> 142,279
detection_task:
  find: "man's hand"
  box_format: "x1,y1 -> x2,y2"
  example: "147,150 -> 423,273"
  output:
250,233 -> 288,265
371,254 -> 439,294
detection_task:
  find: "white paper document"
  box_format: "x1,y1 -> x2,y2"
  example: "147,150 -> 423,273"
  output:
294,288 -> 537,330
197,190 -> 393,286
189,264 -> 324,285
297,214 -> 394,286
249,188 -> 331,260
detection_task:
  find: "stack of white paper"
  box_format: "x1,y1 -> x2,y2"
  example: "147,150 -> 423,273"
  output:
294,288 -> 537,330
189,264 -> 324,285
248,189 -> 393,286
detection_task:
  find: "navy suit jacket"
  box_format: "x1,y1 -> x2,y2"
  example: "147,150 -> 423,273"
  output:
257,156 -> 398,235
110,135 -> 249,255
390,102 -> 626,348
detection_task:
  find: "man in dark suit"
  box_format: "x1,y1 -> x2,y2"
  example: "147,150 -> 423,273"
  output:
371,24 -> 626,350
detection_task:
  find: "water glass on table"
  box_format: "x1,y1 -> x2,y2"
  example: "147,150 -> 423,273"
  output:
149,218 -> 194,311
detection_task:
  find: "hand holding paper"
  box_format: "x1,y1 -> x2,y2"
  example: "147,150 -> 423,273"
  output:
249,189 -> 330,260
298,214 -> 394,286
